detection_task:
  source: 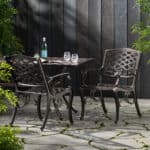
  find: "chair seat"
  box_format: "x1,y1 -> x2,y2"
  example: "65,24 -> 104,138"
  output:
82,83 -> 133,92
96,83 -> 115,91
97,84 -> 133,92
81,83 -> 115,90
113,85 -> 133,92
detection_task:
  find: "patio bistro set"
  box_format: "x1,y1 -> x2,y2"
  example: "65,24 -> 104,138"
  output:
1,48 -> 142,131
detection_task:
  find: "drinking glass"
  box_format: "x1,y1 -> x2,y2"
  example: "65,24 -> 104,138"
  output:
71,53 -> 79,63
63,51 -> 71,61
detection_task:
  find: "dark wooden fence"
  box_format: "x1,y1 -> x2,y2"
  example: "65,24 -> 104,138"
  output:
14,0 -> 150,98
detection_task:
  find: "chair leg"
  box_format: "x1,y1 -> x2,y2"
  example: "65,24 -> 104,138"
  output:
37,95 -> 43,120
79,88 -> 85,120
40,95 -> 51,131
114,92 -> 120,124
63,95 -> 77,113
132,91 -> 142,117
10,103 -> 18,126
100,91 -> 107,114
68,89 -> 74,124
53,98 -> 63,120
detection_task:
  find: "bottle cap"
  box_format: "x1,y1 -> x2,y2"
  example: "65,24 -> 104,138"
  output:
43,37 -> 46,42
33,53 -> 40,60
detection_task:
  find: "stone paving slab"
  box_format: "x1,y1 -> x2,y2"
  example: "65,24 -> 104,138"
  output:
24,144 -> 63,150
1,97 -> 150,150
24,133 -> 97,150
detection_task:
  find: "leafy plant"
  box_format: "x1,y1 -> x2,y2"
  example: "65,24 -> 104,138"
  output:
0,62 -> 23,149
0,86 -> 18,113
0,1 -> 24,149
0,126 -> 24,150
132,0 -> 150,52
0,62 -> 13,82
0,0 -> 23,56
0,62 -> 18,112
0,0 -> 21,112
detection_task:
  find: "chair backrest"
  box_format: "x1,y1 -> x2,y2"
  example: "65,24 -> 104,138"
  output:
5,54 -> 44,85
102,48 -> 141,80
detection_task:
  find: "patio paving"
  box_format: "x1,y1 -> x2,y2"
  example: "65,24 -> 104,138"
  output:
1,96 -> 150,150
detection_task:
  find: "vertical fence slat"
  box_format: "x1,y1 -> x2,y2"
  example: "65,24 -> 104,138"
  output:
51,0 -> 64,56
64,0 -> 76,50
15,0 -> 28,54
39,0 -> 49,54
128,0 -> 142,97
128,0 -> 140,47
76,0 -> 88,57
88,0 -> 102,63
101,0 -> 114,53
139,53 -> 150,98
48,0 -> 52,56
88,0 -> 102,85
26,0 -> 35,55
115,0 -> 127,48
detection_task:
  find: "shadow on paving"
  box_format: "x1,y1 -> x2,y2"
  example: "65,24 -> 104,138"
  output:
0,97 -> 150,150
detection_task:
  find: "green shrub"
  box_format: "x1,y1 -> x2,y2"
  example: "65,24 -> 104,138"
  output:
0,62 -> 18,112
0,1 -> 24,149
0,87 -> 18,112
0,62 -> 13,82
0,126 -> 24,150
132,0 -> 150,52
0,62 -> 23,149
0,0 -> 24,56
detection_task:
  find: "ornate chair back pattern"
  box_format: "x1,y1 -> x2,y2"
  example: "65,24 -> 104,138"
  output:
103,48 -> 140,77
102,48 -> 141,78
6,55 -> 43,85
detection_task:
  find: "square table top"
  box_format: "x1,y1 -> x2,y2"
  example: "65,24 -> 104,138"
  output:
42,57 -> 94,67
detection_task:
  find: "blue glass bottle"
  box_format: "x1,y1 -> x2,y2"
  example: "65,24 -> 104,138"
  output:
40,37 -> 48,58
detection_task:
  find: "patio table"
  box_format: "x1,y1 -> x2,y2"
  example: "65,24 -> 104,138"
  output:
42,56 -> 94,79
44,56 -> 94,78
42,57 -> 95,117
42,57 -> 95,96
43,57 -> 94,89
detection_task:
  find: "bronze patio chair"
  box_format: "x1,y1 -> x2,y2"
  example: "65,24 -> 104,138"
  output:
80,48 -> 142,123
5,54 -> 74,130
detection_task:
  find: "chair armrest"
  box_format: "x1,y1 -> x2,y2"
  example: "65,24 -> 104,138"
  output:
47,72 -> 71,87
48,72 -> 70,80
114,70 -> 122,86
